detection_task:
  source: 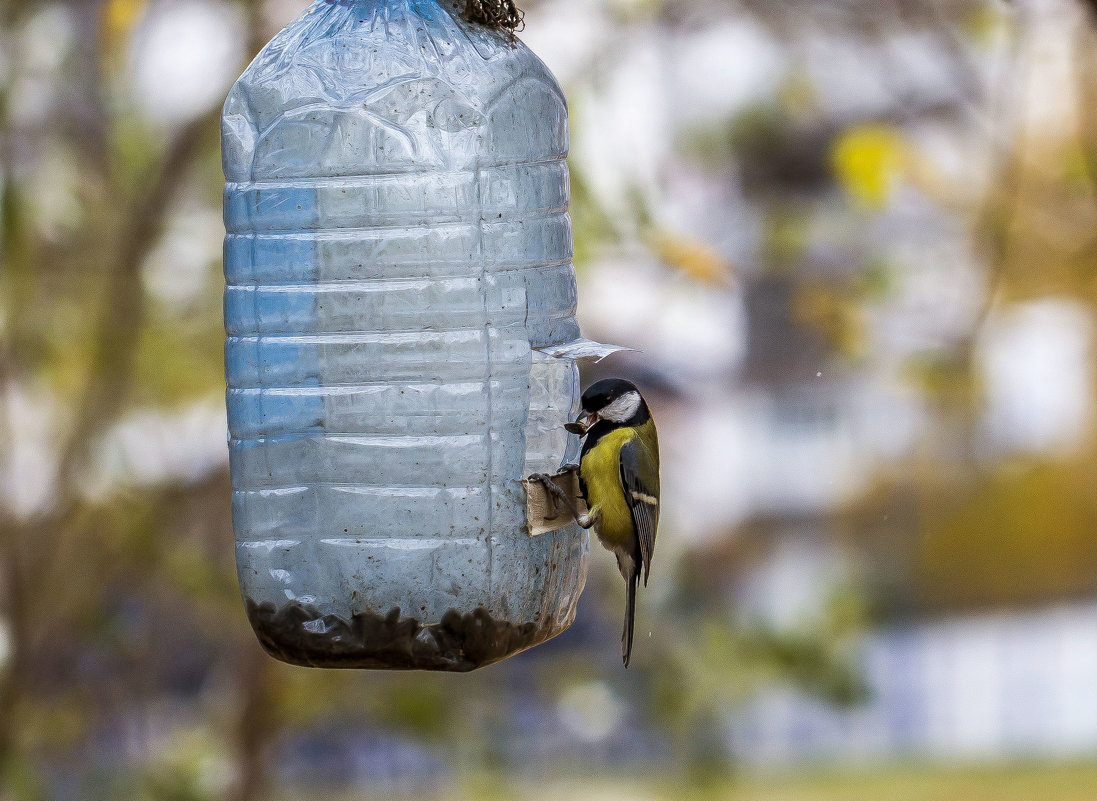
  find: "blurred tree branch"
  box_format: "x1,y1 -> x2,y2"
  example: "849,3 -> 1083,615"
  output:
53,105 -> 221,510
228,649 -> 277,801
0,101 -> 221,799
1073,2 -> 1097,204
0,1 -> 276,793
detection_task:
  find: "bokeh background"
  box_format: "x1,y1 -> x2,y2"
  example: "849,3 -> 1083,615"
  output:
4,0 -> 1097,798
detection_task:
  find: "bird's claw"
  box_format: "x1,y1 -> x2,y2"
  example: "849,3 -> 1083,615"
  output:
528,473 -> 562,519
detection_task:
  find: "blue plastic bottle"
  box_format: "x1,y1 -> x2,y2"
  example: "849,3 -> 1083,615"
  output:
222,0 -> 591,669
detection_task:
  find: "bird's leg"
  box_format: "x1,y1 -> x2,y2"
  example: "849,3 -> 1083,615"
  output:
528,473 -> 569,521
544,464 -> 581,518
528,474 -> 597,529
541,479 -> 560,519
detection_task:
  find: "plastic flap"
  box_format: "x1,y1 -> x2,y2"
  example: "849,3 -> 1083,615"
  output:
534,338 -> 635,363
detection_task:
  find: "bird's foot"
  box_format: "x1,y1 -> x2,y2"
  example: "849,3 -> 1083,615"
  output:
528,473 -> 563,519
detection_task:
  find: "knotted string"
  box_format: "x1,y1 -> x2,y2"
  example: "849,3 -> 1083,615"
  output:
458,0 -> 524,32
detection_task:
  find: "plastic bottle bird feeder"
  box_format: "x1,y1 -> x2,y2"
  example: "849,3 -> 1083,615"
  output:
222,0 -> 614,670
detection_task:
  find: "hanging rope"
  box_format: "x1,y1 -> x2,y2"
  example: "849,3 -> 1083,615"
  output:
458,0 -> 525,32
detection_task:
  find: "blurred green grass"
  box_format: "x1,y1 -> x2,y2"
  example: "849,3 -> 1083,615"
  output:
695,763 -> 1097,801
288,761 -> 1097,801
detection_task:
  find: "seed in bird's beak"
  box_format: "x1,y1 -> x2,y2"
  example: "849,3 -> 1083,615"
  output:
565,411 -> 597,436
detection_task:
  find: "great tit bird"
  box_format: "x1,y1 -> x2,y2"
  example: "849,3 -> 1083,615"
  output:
534,378 -> 660,667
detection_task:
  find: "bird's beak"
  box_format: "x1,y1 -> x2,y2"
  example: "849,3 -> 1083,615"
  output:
564,411 -> 597,436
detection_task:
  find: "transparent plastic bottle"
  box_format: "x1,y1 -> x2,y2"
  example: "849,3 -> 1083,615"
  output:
222,0 -> 589,669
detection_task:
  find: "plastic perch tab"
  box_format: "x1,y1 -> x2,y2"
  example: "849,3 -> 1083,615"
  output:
523,466 -> 587,537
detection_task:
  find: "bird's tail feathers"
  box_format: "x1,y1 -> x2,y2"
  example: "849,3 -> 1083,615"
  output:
622,566 -> 639,668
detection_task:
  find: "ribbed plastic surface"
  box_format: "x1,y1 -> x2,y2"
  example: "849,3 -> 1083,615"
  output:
222,0 -> 588,670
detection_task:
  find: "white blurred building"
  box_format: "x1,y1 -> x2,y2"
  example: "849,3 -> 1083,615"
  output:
728,604 -> 1097,764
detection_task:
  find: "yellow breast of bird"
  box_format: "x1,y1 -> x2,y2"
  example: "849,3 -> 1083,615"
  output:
579,427 -> 636,549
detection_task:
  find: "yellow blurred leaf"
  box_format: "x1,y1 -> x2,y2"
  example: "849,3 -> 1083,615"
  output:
918,459 -> 1097,612
103,0 -> 146,45
961,1 -> 1010,46
830,124 -> 909,208
646,229 -> 735,287
792,280 -> 866,358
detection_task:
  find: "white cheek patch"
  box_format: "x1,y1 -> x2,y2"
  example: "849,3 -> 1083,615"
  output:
600,391 -> 642,423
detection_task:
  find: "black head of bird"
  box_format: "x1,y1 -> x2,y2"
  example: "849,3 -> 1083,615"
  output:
572,377 -> 652,434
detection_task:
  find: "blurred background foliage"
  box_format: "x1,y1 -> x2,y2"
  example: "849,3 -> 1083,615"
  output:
3,0 -> 1097,798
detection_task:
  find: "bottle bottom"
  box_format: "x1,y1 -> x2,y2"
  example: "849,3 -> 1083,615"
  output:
244,598 -> 564,671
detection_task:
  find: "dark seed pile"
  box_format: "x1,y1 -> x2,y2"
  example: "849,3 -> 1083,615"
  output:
246,599 -> 548,671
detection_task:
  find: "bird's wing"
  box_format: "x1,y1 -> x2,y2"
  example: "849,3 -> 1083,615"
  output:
620,438 -> 659,585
